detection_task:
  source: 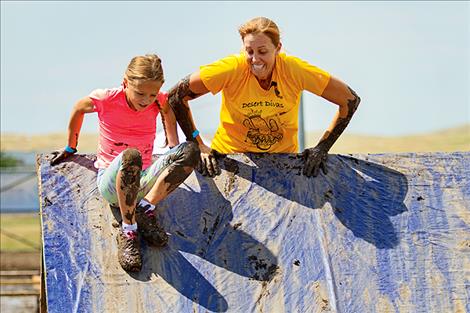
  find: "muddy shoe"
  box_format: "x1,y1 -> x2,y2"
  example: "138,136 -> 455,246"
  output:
116,230 -> 142,272
135,205 -> 169,247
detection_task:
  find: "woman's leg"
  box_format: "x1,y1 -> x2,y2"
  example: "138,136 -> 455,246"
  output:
135,142 -> 200,246
140,141 -> 200,204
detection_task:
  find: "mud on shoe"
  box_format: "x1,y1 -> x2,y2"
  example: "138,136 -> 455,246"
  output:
116,230 -> 142,272
135,205 -> 169,247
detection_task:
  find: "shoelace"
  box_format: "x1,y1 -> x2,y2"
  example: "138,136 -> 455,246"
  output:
145,209 -> 156,219
139,203 -> 156,219
125,230 -> 138,240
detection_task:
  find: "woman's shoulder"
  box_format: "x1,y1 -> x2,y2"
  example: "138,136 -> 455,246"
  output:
200,53 -> 248,84
203,53 -> 247,70
278,53 -> 310,67
277,53 -> 324,77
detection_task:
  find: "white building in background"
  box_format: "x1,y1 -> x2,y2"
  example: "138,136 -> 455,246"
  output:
153,125 -> 212,155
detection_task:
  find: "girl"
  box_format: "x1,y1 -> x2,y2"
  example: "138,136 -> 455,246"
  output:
51,54 -> 200,272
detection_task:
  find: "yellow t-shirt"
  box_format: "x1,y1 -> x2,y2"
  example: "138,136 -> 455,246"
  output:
200,52 -> 330,153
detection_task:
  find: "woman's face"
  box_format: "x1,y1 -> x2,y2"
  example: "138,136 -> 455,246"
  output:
124,79 -> 163,111
243,32 -> 280,81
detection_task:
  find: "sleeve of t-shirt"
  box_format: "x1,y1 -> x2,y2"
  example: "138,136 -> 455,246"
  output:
157,91 -> 168,108
88,88 -> 110,114
288,56 -> 331,96
199,54 -> 241,95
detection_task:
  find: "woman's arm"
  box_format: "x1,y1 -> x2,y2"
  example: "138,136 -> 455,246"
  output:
318,76 -> 361,150
167,71 -> 221,177
167,71 -> 209,143
303,76 -> 361,177
159,102 -> 179,148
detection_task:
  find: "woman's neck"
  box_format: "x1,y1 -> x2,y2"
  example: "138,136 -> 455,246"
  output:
256,73 -> 273,90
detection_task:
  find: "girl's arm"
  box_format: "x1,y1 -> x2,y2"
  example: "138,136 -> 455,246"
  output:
50,97 -> 95,165
67,97 -> 95,149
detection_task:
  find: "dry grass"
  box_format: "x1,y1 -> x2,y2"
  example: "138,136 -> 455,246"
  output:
1,133 -> 99,153
309,124 -> 470,153
1,124 -> 469,154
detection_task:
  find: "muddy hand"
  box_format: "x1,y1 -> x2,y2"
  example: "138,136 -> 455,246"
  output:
301,146 -> 328,177
197,144 -> 221,177
50,149 -> 75,166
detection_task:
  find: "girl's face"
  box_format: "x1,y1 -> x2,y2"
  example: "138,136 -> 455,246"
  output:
124,79 -> 163,111
243,32 -> 281,81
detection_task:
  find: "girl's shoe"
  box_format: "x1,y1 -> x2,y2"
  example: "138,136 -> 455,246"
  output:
135,205 -> 169,247
116,229 -> 142,272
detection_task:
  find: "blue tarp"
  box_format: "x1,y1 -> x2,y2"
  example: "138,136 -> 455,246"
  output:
38,152 -> 470,313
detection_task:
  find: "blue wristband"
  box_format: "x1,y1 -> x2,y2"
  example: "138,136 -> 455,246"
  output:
65,145 -> 77,153
192,129 -> 200,139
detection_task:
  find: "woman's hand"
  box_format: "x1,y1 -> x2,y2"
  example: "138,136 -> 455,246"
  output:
301,146 -> 328,177
197,144 -> 222,177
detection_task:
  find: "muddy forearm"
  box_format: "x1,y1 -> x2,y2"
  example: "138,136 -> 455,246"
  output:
317,86 -> 360,152
67,110 -> 85,149
167,75 -> 202,142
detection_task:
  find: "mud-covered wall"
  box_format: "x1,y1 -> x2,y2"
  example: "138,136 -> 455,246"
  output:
37,152 -> 470,313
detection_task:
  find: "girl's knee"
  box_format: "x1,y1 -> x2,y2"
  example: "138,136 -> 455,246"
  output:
122,148 -> 142,169
119,149 -> 142,206
120,148 -> 142,186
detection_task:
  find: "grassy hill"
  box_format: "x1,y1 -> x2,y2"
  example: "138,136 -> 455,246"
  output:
314,124 -> 470,154
1,124 -> 469,153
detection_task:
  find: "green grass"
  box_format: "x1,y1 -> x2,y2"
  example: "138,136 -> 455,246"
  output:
0,213 -> 42,252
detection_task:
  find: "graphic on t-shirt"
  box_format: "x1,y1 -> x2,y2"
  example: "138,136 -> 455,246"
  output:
243,110 -> 284,150
271,81 -> 283,99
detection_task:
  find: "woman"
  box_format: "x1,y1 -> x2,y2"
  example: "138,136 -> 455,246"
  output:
168,17 -> 360,177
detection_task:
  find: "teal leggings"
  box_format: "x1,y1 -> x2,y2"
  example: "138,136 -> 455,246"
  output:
97,142 -> 197,206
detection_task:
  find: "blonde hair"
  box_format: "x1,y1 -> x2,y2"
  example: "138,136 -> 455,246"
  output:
238,17 -> 281,47
125,54 -> 164,84
125,54 -> 168,145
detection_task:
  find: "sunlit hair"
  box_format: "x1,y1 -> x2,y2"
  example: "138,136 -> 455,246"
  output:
125,54 -> 168,146
238,17 -> 281,47
125,54 -> 164,84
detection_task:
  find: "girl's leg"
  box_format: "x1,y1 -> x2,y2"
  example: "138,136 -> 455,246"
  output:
116,149 -> 142,225
97,148 -> 143,225
97,148 -> 142,272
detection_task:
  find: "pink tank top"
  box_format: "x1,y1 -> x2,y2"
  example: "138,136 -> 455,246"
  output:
89,86 -> 167,169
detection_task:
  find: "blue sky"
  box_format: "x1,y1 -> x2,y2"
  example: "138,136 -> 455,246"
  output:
1,1 -> 468,136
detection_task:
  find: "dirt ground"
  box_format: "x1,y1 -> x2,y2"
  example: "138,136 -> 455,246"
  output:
0,251 -> 41,270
